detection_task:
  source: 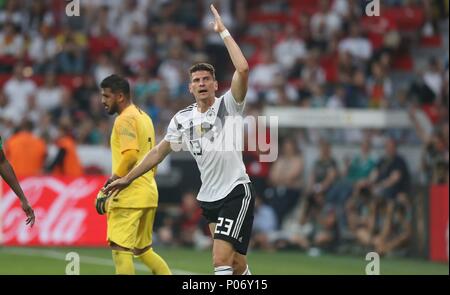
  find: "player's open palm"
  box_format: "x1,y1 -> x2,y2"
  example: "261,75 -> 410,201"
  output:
210,4 -> 226,33
21,200 -> 35,227
104,178 -> 130,197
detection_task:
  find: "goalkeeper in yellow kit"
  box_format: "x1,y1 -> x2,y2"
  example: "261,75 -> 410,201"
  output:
98,74 -> 171,275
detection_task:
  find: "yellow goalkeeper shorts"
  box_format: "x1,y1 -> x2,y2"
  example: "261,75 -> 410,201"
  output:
107,207 -> 156,250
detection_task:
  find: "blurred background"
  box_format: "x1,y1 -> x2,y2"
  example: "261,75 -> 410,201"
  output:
0,0 -> 448,274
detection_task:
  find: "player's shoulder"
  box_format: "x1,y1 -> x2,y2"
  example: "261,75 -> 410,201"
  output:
115,111 -> 137,128
174,103 -> 197,119
177,102 -> 197,114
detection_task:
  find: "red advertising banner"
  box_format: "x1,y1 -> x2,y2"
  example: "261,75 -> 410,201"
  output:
1,176 -> 108,246
429,185 -> 449,262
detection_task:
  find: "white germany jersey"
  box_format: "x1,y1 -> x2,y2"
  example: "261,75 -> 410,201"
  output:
164,90 -> 250,202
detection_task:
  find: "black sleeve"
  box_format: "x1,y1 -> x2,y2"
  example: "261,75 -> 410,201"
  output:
46,148 -> 67,172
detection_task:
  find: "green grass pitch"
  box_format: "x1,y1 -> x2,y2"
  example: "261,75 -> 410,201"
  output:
0,246 -> 447,275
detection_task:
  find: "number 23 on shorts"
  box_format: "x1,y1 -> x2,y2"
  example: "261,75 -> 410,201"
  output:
214,217 -> 234,236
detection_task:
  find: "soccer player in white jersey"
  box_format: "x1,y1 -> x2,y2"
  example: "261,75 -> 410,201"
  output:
105,5 -> 253,275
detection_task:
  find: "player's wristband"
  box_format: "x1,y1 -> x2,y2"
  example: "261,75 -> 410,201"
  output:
220,29 -> 231,40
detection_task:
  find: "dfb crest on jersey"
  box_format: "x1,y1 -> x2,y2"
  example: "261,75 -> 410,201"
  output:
206,108 -> 215,123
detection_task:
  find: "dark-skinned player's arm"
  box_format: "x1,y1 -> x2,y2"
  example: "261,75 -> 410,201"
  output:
0,148 -> 35,227
210,4 -> 249,103
104,140 -> 172,196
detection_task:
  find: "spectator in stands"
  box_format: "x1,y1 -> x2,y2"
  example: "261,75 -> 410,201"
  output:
123,21 -> 151,74
310,0 -> 342,50
4,120 -> 47,177
156,214 -> 177,247
410,108 -> 449,184
50,88 -> 79,124
0,0 -> 22,28
372,200 -> 412,256
25,93 -> 43,128
328,137 -> 378,237
306,139 -> 339,209
87,9 -> 120,61
266,137 -> 304,227
408,59 -> 444,107
0,22 -> 24,72
423,57 -> 444,101
281,188 -> 338,253
367,61 -> 393,108
146,83 -> 173,127
359,137 -> 411,210
309,201 -> 338,252
93,53 -> 117,86
176,191 -> 206,248
273,23 -> 307,73
0,90 -> 16,127
249,49 -> 282,101
55,25 -> 87,74
343,137 -> 379,202
3,63 -> 37,119
133,68 -> 160,106
265,73 -> 299,106
301,50 -> 326,94
309,84 -> 327,108
28,24 -> 58,74
338,22 -> 373,62
422,130 -> 449,184
345,188 -> 376,249
326,86 -> 345,109
73,74 -> 99,115
36,72 -> 66,114
157,40 -> 190,98
251,195 -> 277,251
113,0 -> 148,44
47,120 -> 83,177
23,0 -> 54,36
345,68 -> 369,108
34,112 -> 57,144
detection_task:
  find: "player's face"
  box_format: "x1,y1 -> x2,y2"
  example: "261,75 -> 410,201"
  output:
101,88 -> 120,115
189,71 -> 218,101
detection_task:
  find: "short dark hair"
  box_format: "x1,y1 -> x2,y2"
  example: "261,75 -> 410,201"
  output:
100,74 -> 130,98
189,63 -> 216,80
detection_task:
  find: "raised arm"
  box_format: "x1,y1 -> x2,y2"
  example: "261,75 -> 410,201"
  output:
104,140 -> 172,196
210,4 -> 249,103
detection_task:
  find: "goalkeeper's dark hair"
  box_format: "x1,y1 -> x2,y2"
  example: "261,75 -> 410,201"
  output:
100,74 -> 130,98
189,63 -> 216,81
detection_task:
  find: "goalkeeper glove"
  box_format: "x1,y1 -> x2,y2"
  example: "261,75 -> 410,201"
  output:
95,190 -> 110,215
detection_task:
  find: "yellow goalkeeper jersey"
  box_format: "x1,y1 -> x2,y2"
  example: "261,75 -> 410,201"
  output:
110,104 -> 158,208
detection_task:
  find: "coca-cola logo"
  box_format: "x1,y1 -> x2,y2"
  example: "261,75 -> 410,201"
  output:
1,177 -> 104,245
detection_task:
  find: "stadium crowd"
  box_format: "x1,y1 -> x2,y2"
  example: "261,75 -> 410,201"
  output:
0,0 -> 448,257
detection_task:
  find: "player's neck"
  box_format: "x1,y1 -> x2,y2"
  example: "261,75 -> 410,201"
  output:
117,101 -> 132,115
196,97 -> 215,113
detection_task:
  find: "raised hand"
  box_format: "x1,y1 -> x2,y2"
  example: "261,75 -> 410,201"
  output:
210,4 -> 226,33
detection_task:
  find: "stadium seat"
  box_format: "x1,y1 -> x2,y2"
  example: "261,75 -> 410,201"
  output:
384,7 -> 425,32
420,35 -> 443,47
247,11 -> 291,25
320,55 -> 338,83
392,53 -> 414,71
0,74 -> 84,92
289,0 -> 319,15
